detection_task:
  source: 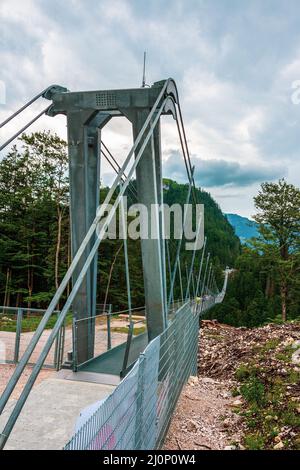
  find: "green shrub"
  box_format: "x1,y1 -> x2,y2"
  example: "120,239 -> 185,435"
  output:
240,377 -> 266,406
244,433 -> 265,450
235,363 -> 259,381
235,364 -> 252,381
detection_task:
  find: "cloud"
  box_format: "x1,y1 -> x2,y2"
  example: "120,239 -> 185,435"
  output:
163,150 -> 286,188
1,0 -> 300,218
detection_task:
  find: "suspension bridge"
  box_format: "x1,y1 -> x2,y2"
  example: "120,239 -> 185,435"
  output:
0,78 -> 229,450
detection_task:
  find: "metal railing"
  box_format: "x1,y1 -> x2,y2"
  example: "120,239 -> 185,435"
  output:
64,300 -> 208,450
0,306 -> 71,369
72,305 -> 148,372
72,305 -> 113,370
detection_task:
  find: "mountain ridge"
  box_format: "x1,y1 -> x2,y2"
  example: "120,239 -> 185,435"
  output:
225,213 -> 259,244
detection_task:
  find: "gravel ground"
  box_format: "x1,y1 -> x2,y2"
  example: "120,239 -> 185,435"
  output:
164,376 -> 245,450
164,319 -> 300,451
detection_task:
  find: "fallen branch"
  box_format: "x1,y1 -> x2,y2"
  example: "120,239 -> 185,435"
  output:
194,442 -> 212,450
184,394 -> 202,401
176,438 -> 183,450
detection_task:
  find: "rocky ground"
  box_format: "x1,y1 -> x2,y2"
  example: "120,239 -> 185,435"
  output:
164,319 -> 300,450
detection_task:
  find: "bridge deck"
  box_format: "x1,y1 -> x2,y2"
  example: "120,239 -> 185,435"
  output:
78,332 -> 148,376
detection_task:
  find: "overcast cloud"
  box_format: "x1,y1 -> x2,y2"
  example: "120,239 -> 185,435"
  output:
1,0 -> 300,217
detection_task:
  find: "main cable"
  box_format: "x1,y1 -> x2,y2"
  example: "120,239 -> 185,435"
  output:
0,88 -> 51,129
0,105 -> 51,151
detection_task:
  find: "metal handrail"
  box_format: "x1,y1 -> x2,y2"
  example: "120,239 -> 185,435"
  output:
0,306 -> 60,314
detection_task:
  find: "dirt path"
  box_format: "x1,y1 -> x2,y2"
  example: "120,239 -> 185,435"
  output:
164,376 -> 244,450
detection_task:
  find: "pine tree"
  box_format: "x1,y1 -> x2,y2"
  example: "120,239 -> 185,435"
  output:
254,179 -> 300,321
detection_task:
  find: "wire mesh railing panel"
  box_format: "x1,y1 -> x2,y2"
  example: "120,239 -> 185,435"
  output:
65,360 -> 140,450
135,337 -> 160,450
156,303 -> 199,447
64,301 -> 203,450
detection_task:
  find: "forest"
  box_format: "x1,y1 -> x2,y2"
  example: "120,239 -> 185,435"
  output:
207,179 -> 300,326
1,131 -> 299,327
0,131 -> 239,313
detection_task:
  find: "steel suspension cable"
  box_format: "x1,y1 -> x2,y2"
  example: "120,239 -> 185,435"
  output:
195,237 -> 207,297
101,154 -> 181,317
100,147 -> 137,202
0,88 -> 52,129
0,105 -> 51,151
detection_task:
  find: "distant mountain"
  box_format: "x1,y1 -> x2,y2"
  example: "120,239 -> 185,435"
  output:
225,213 -> 259,244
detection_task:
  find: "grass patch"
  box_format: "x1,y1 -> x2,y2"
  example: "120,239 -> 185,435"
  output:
275,345 -> 294,363
281,408 -> 300,427
286,369 -> 300,384
244,433 -> 266,450
204,332 -> 224,341
240,377 -> 266,406
259,338 -> 281,354
110,325 -> 146,336
234,360 -> 300,450
232,387 -> 240,397
0,312 -> 73,332
240,379 -> 300,449
235,363 -> 259,381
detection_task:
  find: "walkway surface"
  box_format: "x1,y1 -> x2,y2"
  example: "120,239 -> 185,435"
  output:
0,319 -> 129,366
80,332 -> 148,375
0,375 -> 116,450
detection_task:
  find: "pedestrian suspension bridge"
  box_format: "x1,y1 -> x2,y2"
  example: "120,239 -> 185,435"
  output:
0,79 -> 230,450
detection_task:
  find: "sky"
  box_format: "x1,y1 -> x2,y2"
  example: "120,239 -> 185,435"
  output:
1,0 -> 300,218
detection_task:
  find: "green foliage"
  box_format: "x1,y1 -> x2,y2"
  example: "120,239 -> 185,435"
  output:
207,179 -> 300,328
0,131 -> 69,310
254,179 -> 300,256
111,325 -> 146,336
258,338 -> 281,354
235,364 -> 300,449
244,434 -> 266,450
240,377 -> 266,406
275,345 -> 294,362
0,131 -> 240,313
235,363 -> 255,381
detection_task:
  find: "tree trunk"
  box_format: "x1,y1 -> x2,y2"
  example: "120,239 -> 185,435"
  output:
27,241 -> 30,310
265,275 -> 270,298
3,267 -> 10,307
280,282 -> 287,322
16,292 -> 21,308
27,268 -> 33,312
269,278 -> 275,297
